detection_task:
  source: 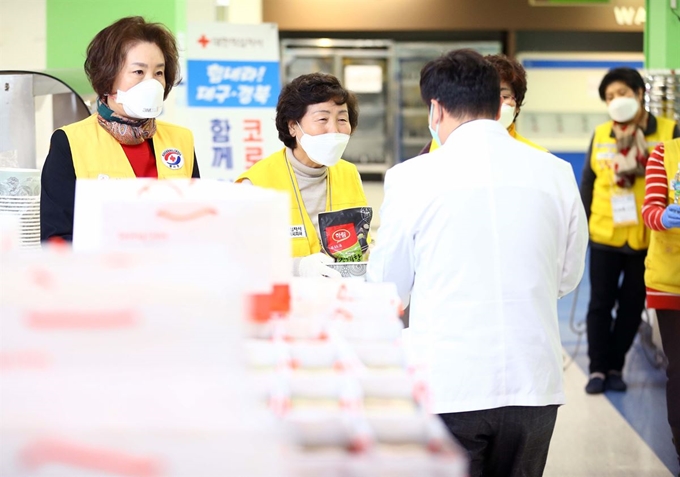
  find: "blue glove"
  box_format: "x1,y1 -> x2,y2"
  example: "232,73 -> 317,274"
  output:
661,204 -> 680,229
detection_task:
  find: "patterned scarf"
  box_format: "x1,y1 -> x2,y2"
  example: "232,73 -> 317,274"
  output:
611,120 -> 648,189
96,99 -> 156,146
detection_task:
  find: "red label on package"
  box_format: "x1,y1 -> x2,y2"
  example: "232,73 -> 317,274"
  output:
325,223 -> 357,253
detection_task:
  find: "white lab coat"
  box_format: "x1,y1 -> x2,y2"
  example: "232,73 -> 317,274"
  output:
367,120 -> 588,414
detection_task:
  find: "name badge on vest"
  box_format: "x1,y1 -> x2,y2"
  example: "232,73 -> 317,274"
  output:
611,193 -> 638,227
290,225 -> 307,238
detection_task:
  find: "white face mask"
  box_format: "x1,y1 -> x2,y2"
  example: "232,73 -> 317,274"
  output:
498,103 -> 516,129
428,103 -> 441,147
297,122 -> 350,167
115,79 -> 165,119
607,96 -> 640,123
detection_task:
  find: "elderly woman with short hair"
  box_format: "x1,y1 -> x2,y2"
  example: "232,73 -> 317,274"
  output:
237,72 -> 369,277
40,16 -> 200,242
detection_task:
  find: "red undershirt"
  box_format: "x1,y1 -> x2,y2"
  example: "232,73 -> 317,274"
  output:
121,141 -> 157,178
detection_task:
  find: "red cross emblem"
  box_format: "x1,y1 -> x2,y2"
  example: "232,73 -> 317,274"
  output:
198,34 -> 210,48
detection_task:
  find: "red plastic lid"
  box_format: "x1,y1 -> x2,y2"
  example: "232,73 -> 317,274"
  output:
248,293 -> 271,323
270,283 -> 291,314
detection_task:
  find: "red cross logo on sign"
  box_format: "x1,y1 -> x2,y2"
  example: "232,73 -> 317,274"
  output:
198,34 -> 210,48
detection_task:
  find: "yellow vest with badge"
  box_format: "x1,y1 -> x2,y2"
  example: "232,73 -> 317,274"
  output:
589,117 -> 676,250
61,114 -> 195,179
236,148 -> 368,258
645,139 -> 680,294
428,123 -> 548,152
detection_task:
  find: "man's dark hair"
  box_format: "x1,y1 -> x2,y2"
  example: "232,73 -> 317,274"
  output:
420,49 -> 500,120
598,67 -> 646,101
276,73 -> 359,149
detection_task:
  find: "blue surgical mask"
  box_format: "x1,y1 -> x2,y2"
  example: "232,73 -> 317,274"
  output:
428,103 -> 441,147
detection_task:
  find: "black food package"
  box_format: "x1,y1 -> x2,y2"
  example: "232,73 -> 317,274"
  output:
318,207 -> 373,262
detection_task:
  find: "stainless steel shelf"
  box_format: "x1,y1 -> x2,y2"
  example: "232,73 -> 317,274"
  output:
402,137 -> 430,147
401,107 -> 427,117
401,79 -> 421,87
359,106 -> 386,114
282,39 -> 501,166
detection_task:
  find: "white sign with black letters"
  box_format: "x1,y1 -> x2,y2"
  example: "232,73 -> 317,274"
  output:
290,225 -> 307,238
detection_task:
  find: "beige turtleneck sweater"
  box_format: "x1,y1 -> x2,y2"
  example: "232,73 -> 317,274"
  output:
241,148 -> 329,275
284,147 -> 328,238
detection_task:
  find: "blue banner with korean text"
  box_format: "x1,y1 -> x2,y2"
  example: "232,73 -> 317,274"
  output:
187,60 -> 280,108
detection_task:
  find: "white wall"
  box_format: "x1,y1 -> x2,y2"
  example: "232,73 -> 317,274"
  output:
186,0 -> 262,23
227,0 -> 262,23
516,51 -> 644,153
0,0 -> 51,168
0,0 -> 46,70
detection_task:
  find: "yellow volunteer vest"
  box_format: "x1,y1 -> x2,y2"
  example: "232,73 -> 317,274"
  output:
428,124 -> 547,152
645,138 -> 680,294
508,124 -> 549,152
61,114 -> 195,179
236,148 -> 369,258
589,117 -> 677,250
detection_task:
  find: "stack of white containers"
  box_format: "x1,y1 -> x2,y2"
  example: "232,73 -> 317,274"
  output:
0,179 -> 294,476
246,278 -> 468,477
0,247 -> 285,477
0,168 -> 41,249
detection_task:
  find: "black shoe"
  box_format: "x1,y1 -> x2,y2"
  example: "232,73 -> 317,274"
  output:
585,376 -> 605,394
606,373 -> 627,392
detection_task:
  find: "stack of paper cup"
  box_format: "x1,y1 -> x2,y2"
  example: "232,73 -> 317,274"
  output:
0,168 -> 41,249
0,214 -> 21,251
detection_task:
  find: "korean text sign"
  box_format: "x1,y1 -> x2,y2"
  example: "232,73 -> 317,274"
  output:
186,23 -> 281,181
188,60 -> 280,108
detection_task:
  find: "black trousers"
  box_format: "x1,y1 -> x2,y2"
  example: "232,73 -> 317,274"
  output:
586,247 -> 647,374
439,405 -> 558,477
657,310 -> 680,431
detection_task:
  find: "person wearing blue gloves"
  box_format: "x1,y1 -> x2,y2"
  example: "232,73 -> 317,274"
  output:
642,137 -> 680,470
580,68 -> 679,395
661,205 -> 680,227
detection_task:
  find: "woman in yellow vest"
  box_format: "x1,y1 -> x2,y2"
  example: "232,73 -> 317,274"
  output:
580,67 -> 679,395
236,73 -> 368,278
421,54 -> 548,154
40,16 -> 199,242
642,138 -> 680,467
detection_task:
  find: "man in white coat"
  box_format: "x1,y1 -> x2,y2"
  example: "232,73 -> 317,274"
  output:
367,49 -> 589,477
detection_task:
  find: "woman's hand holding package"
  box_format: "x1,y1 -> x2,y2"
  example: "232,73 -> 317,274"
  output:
299,253 -> 342,278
